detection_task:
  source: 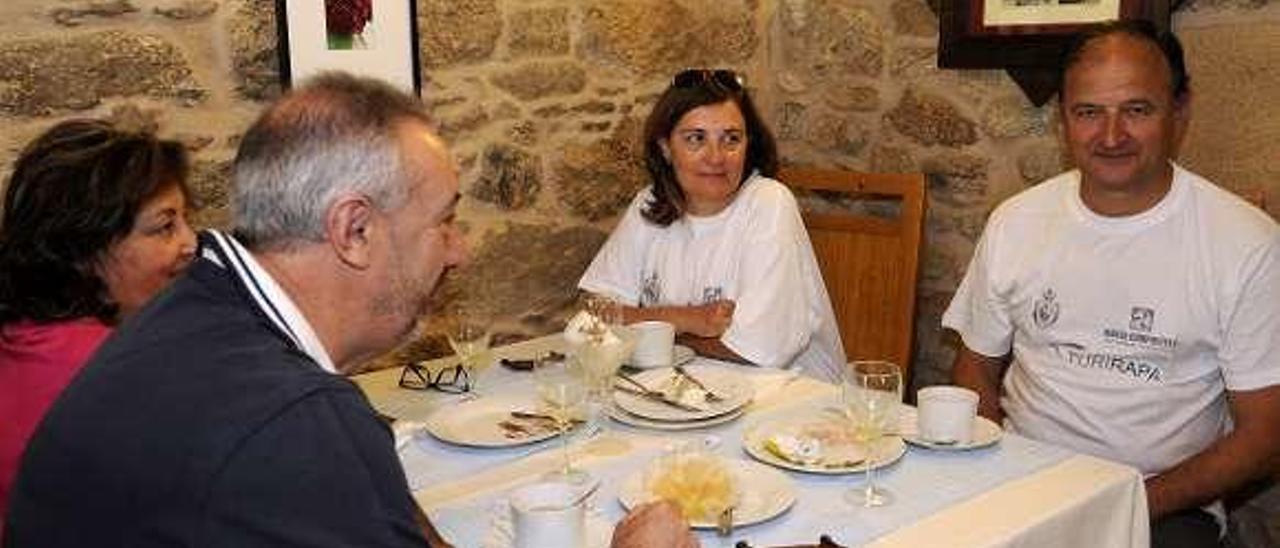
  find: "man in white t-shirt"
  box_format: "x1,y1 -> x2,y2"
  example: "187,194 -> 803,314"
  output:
942,21 -> 1280,548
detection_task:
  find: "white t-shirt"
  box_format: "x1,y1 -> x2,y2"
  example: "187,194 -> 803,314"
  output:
579,174 -> 846,381
943,164 -> 1280,475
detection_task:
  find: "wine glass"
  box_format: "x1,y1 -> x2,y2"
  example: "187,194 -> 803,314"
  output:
581,292 -> 624,329
576,332 -> 633,417
534,355 -> 593,486
575,293 -> 631,427
842,360 -> 902,508
446,311 -> 492,399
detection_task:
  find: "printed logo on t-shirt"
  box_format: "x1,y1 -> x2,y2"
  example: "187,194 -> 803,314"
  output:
1102,306 -> 1177,352
1032,288 -> 1060,330
1129,307 -> 1155,332
640,271 -> 662,307
1047,342 -> 1165,383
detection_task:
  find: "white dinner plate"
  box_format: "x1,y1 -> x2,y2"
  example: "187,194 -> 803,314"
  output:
624,344 -> 696,369
423,393 -> 568,448
618,459 -> 795,529
742,404 -> 907,475
903,415 -> 1003,451
614,365 -> 753,422
607,404 -> 745,431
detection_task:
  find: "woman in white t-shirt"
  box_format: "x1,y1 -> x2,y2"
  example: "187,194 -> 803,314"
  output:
578,70 -> 845,380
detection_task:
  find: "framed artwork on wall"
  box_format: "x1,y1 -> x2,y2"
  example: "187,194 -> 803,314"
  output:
937,0 -> 1171,105
276,0 -> 422,94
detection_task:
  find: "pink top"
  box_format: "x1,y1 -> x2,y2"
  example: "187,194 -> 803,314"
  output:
0,318 -> 111,526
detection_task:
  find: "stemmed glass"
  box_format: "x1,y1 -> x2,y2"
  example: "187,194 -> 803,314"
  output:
534,355 -> 593,486
581,293 -> 624,331
575,293 -> 631,428
446,310 -> 492,400
842,360 -> 902,508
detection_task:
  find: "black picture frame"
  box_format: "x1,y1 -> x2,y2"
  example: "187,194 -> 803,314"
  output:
938,0 -> 1171,105
276,0 -> 422,94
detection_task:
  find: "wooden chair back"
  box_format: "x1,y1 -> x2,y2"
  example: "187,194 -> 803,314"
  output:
777,168 -> 927,390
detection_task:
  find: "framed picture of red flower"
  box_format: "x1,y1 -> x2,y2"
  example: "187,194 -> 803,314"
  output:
276,0 -> 421,94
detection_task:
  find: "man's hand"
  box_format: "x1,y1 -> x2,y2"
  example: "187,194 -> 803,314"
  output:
1145,385 -> 1280,519
625,300 -> 735,338
610,501 -> 700,548
683,300 -> 735,338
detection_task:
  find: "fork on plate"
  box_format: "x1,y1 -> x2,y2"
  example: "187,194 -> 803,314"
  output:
717,504 -> 735,538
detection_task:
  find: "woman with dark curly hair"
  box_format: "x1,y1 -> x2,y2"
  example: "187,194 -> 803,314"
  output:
578,69 -> 845,381
0,119 -> 196,524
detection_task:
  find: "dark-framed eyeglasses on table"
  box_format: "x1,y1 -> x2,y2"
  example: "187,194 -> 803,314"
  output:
398,361 -> 471,394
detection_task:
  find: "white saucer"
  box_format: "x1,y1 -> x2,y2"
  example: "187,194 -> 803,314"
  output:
624,344 -> 696,369
903,415 -> 1003,451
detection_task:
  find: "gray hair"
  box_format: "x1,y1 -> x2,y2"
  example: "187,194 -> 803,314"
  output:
231,72 -> 431,250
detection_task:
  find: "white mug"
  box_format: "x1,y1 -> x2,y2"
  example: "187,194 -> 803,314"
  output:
509,482 -> 585,548
917,385 -> 979,444
628,321 -> 676,368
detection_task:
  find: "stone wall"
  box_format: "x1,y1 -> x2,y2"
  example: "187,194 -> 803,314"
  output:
1,0 -> 1276,383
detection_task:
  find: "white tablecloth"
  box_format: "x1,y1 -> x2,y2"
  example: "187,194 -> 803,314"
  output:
354,335 -> 1149,548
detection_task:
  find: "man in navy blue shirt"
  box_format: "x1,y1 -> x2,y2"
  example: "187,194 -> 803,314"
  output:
5,72 -> 697,548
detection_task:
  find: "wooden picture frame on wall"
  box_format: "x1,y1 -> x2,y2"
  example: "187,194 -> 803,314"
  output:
276,0 -> 422,94
938,0 -> 1171,105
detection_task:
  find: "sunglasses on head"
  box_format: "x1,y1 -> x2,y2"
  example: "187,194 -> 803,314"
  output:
672,69 -> 744,91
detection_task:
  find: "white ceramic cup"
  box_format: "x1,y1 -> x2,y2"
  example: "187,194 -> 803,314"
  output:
917,385 -> 979,445
628,321 -> 676,368
509,482 -> 585,548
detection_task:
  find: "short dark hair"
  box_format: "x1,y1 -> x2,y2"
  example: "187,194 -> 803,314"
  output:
232,71 -> 433,250
1058,20 -> 1190,103
0,119 -> 190,325
641,70 -> 778,227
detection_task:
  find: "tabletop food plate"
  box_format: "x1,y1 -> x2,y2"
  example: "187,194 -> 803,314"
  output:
903,415 -> 1003,451
618,459 -> 796,529
623,344 -> 696,369
613,365 -> 753,422
607,403 -> 746,431
423,392 -> 569,448
742,404 -> 908,475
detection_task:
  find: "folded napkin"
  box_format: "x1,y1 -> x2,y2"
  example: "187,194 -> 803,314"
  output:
391,419 -> 426,452
645,451 -> 735,522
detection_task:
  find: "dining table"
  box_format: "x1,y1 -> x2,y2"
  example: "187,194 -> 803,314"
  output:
353,334 -> 1150,548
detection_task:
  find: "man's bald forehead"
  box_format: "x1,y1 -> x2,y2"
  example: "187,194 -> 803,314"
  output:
1057,21 -> 1190,102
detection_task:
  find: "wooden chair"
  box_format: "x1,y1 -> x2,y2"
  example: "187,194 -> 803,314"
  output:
777,168 -> 927,391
